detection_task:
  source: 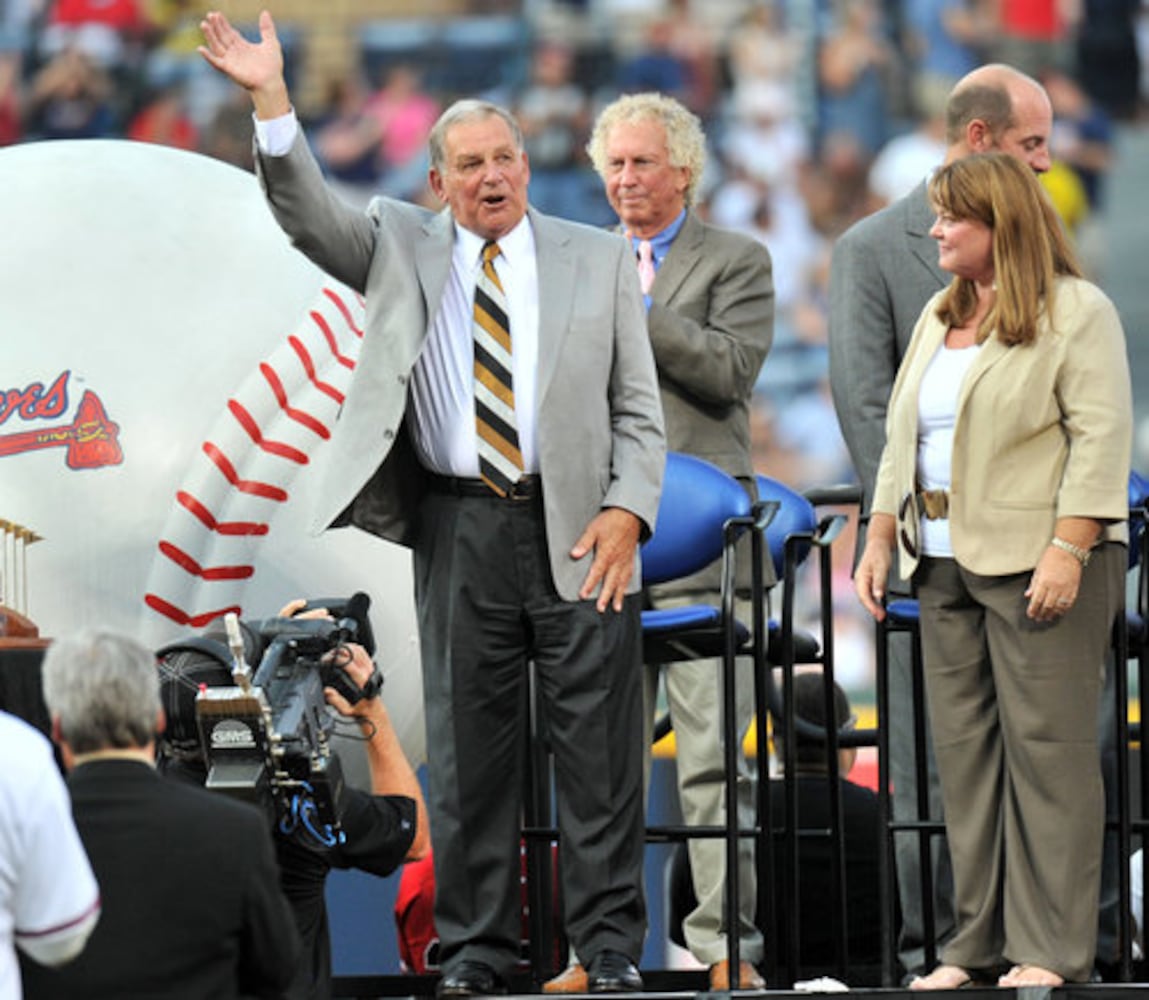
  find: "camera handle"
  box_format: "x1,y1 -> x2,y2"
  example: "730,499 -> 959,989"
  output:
326,657 -> 383,706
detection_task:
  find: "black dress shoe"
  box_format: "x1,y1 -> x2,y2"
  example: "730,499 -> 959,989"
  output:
436,960 -> 508,998
587,950 -> 643,993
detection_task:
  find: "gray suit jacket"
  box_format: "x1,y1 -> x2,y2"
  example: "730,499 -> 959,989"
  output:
828,179 -> 947,515
648,211 -> 773,477
645,210 -> 774,592
255,134 -> 666,603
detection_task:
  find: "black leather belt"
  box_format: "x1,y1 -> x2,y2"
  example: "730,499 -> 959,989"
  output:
428,474 -> 542,501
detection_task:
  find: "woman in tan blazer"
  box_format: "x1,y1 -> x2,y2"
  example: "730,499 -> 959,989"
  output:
855,153 -> 1132,989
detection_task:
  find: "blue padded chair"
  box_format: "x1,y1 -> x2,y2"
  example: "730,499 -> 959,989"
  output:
641,452 -> 775,981
641,452 -> 758,656
650,472 -> 854,985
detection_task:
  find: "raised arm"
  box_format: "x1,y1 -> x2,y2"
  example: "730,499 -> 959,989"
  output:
199,9 -> 291,120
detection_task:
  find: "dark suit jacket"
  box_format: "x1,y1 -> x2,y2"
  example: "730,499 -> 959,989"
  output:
21,759 -> 300,1000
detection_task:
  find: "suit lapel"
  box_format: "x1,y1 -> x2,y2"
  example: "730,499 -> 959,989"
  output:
957,333 -> 1009,414
530,208 -> 575,402
651,211 -> 703,303
415,209 -> 457,323
905,180 -> 948,290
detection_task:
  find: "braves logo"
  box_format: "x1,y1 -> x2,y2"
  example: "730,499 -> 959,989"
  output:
0,372 -> 123,470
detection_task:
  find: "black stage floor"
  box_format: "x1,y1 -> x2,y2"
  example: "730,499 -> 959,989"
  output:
332,976 -> 1149,999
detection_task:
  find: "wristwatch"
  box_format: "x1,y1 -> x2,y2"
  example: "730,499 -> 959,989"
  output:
1050,536 -> 1092,567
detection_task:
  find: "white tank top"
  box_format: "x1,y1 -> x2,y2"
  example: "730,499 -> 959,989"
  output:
916,341 -> 981,557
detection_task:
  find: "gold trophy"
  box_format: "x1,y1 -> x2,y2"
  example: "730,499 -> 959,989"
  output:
0,519 -> 42,639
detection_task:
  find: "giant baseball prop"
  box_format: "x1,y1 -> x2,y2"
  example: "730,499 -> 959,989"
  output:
0,139 -> 425,763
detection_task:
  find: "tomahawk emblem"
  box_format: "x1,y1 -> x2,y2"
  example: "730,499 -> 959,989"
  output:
0,390 -> 123,469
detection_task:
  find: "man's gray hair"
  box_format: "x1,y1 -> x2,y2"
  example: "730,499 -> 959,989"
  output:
587,92 -> 708,206
428,99 -> 524,172
42,628 -> 161,754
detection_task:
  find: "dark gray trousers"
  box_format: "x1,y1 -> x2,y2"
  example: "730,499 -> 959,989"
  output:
415,489 -> 647,978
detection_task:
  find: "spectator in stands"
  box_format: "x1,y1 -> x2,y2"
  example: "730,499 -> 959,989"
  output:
39,0 -> 147,68
198,89 -> 253,171
725,0 -> 801,114
366,63 -> 439,201
616,17 -> 690,108
514,40 -> 592,221
24,47 -> 120,140
901,0 -> 988,117
1075,0 -> 1141,120
141,0 -> 232,130
0,0 -> 37,51
867,89 -> 948,206
722,78 -> 810,194
989,0 -> 1078,77
1041,67 -> 1114,213
127,81 -> 198,150
1040,66 -> 1116,274
312,71 -> 387,195
0,51 -> 23,146
659,0 -> 721,119
817,0 -> 897,159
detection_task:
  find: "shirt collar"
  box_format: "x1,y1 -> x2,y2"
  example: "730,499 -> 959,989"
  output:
628,208 -> 687,264
455,214 -> 533,272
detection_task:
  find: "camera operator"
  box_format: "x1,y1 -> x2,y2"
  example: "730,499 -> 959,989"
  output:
158,602 -> 429,1000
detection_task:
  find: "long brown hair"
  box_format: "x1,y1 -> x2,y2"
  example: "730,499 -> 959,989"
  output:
929,152 -> 1081,346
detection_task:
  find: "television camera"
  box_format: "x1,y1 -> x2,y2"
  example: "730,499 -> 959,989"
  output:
156,593 -> 383,847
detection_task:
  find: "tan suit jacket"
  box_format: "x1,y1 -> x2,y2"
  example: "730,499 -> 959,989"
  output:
873,275 -> 1132,581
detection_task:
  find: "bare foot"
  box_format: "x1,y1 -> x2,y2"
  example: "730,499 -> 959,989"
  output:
998,964 -> 1064,987
909,965 -> 972,990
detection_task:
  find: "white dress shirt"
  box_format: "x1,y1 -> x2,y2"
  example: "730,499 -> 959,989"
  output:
253,110 -> 541,477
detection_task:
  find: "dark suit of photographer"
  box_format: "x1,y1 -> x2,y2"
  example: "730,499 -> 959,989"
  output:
161,626 -> 430,1000
278,640 -> 430,1000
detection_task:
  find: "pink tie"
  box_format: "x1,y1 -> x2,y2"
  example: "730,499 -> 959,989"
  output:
637,239 -> 656,294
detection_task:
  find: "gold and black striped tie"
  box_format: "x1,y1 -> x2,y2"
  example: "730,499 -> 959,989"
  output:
473,241 -> 523,496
